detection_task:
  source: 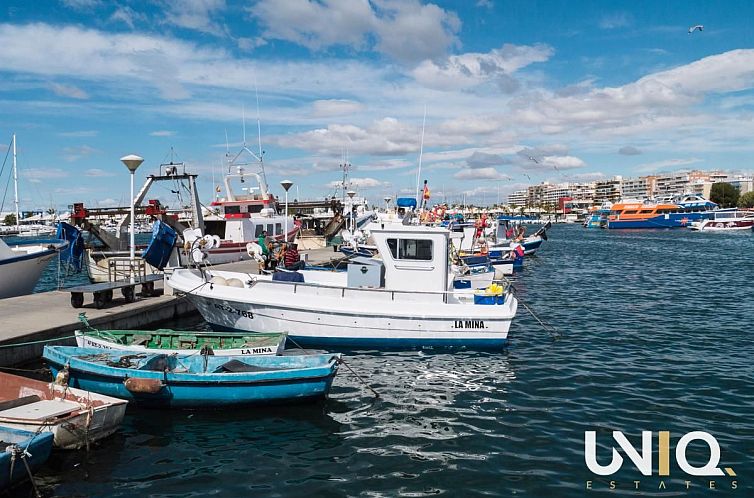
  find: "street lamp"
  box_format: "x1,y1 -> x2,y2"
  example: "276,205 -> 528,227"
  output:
280,180 -> 293,241
120,154 -> 143,283
383,196 -> 391,212
347,190 -> 356,232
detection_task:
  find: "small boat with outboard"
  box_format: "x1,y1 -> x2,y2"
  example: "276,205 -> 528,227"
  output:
43,346 -> 340,408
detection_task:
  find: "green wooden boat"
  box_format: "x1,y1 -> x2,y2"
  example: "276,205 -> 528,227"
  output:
74,314 -> 286,356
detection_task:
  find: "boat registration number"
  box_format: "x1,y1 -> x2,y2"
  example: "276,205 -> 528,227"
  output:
213,303 -> 254,319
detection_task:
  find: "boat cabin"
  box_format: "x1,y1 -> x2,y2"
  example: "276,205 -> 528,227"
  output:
368,222 -> 450,295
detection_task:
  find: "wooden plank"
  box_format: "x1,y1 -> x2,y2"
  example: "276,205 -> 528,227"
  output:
0,399 -> 80,420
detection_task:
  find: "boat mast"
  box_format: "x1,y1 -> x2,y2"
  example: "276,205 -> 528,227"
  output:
414,107 -> 427,208
12,134 -> 20,231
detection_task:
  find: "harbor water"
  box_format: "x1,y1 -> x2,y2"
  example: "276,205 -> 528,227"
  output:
12,226 -> 754,497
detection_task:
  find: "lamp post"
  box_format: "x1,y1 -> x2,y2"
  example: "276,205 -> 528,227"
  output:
120,154 -> 144,283
280,180 -> 293,241
347,190 -> 356,232
384,196 -> 391,212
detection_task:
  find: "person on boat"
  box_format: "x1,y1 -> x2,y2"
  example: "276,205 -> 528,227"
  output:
515,224 -> 526,242
257,231 -> 271,271
504,221 -> 514,239
279,242 -> 305,271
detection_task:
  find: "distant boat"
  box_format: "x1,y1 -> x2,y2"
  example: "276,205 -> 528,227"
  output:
0,238 -> 67,298
43,346 -> 340,408
0,425 -> 53,490
0,372 -> 127,450
688,208 -> 754,231
607,194 -> 717,229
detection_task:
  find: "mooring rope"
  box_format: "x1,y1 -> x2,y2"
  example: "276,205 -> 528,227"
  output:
285,336 -> 379,398
501,276 -> 563,339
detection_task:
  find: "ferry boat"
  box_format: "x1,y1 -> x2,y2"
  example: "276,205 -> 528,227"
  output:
606,194 -> 717,229
688,208 -> 754,231
584,203 -> 612,229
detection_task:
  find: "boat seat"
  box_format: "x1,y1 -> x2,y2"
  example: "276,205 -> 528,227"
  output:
214,360 -> 286,373
0,395 -> 41,412
130,334 -> 152,346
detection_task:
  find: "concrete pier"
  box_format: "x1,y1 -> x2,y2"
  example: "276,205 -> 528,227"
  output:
0,279 -> 196,367
0,247 -> 345,366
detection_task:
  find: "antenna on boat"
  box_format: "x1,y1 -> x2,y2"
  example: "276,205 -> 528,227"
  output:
255,77 -> 263,161
242,105 -> 247,146
12,133 -> 20,231
414,106 -> 427,208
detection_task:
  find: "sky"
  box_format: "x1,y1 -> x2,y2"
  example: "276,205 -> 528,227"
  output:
1,0 -> 754,212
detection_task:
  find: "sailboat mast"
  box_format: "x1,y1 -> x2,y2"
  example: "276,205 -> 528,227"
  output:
12,134 -> 20,231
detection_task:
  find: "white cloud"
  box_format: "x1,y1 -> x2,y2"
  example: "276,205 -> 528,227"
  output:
150,130 -> 176,137
540,155 -> 586,170
58,130 -> 98,137
326,177 -> 387,189
274,118 -> 421,156
634,158 -> 704,174
49,82 -> 88,99
249,0 -> 460,63
237,37 -> 267,51
109,6 -> 145,29
310,99 -> 365,118
84,168 -> 115,177
163,0 -> 227,36
60,0 -> 100,10
454,167 -> 507,180
413,43 -> 553,90
62,145 -> 98,162
619,145 -> 642,155
22,168 -> 69,181
599,12 -> 633,30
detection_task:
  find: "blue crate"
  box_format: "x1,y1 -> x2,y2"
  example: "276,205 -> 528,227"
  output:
454,279 -> 472,289
473,294 -> 506,305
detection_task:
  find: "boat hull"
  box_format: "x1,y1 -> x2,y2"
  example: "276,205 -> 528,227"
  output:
75,330 -> 286,356
607,212 -> 711,229
43,347 -> 339,409
0,245 -> 59,298
0,427 -> 53,489
169,270 -> 517,350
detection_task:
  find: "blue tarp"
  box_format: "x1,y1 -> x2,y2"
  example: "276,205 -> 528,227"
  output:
56,222 -> 84,271
142,220 -> 177,270
396,197 -> 417,208
272,271 -> 305,283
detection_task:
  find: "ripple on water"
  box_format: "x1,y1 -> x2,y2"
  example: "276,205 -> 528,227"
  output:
20,227 -> 754,497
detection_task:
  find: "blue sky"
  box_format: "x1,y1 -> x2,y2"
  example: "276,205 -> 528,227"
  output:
1,0 -> 754,212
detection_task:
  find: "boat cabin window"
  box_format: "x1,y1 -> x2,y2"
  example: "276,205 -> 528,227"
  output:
639,209 -> 654,214
255,225 -> 264,237
225,205 -> 241,214
386,238 -> 433,261
275,223 -> 282,235
247,205 -> 263,214
622,210 -> 638,215
266,224 -> 273,235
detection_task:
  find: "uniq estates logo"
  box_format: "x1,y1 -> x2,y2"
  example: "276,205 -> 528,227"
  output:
584,431 -> 738,492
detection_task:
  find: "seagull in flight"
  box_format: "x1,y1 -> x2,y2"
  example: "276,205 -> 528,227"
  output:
528,156 -> 539,164
688,24 -> 704,34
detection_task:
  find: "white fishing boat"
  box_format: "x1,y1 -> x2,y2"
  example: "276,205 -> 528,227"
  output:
0,238 -> 67,298
0,372 -> 127,450
167,222 -> 518,349
0,133 -> 67,297
688,208 -> 754,231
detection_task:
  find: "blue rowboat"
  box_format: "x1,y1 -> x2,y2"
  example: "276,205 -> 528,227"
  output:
43,346 -> 340,409
0,426 -> 53,490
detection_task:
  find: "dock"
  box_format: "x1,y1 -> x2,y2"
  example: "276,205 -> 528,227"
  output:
0,247 -> 344,366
